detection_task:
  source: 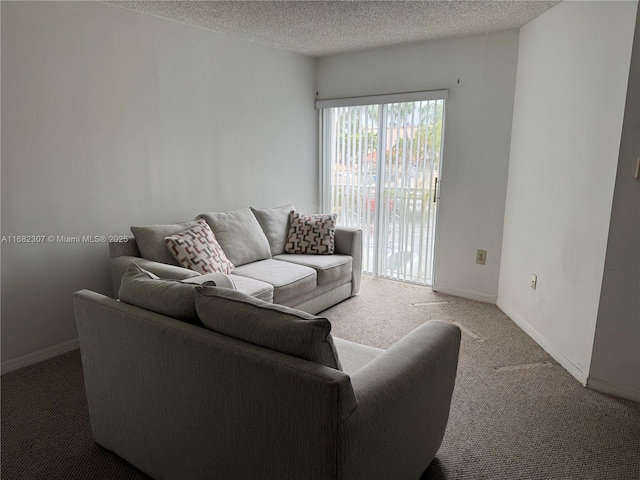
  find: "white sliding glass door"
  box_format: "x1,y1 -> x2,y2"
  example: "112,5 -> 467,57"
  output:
320,95 -> 445,285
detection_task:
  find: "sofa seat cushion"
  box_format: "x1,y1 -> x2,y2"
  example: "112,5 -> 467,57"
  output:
195,287 -> 342,370
232,259 -> 317,305
333,337 -> 384,375
229,275 -> 274,303
273,254 -> 352,286
282,280 -> 352,313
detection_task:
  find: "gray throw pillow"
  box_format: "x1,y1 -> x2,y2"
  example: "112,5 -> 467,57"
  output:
131,220 -> 200,266
198,208 -> 272,266
250,204 -> 295,256
195,287 -> 342,370
118,263 -> 219,323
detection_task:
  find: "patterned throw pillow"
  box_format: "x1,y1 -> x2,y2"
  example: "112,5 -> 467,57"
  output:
285,211 -> 337,255
165,219 -> 234,274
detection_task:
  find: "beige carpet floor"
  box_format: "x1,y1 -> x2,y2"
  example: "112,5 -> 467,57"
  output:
324,277 -> 640,479
2,276 -> 639,479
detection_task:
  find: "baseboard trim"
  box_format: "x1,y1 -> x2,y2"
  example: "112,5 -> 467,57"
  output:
497,300 -> 588,386
587,377 -> 640,403
1,339 -> 80,375
431,284 -> 497,304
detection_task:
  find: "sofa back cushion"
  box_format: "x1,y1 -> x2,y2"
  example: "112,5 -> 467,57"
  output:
198,208 -> 271,266
131,220 -> 200,266
195,287 -> 342,370
250,204 -> 295,256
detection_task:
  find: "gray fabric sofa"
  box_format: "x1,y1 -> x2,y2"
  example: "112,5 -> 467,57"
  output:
109,205 -> 363,314
74,279 -> 461,480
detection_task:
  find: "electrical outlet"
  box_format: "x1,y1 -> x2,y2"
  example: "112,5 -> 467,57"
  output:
476,249 -> 487,265
531,274 -> 537,290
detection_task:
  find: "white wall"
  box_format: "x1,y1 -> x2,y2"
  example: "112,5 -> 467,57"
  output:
1,2 -> 317,364
498,1 -> 637,383
589,5 -> 640,399
317,31 -> 520,303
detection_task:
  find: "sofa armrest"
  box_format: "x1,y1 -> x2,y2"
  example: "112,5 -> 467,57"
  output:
338,321 -> 461,480
334,227 -> 363,295
109,237 -> 140,258
110,255 -> 200,297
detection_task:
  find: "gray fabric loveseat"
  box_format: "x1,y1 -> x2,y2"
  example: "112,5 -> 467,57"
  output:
74,267 -> 461,480
109,205 -> 362,314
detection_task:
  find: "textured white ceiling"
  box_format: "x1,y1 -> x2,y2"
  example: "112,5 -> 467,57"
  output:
107,1 -> 560,57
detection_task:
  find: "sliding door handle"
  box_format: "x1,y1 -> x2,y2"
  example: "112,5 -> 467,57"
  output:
434,177 -> 438,203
